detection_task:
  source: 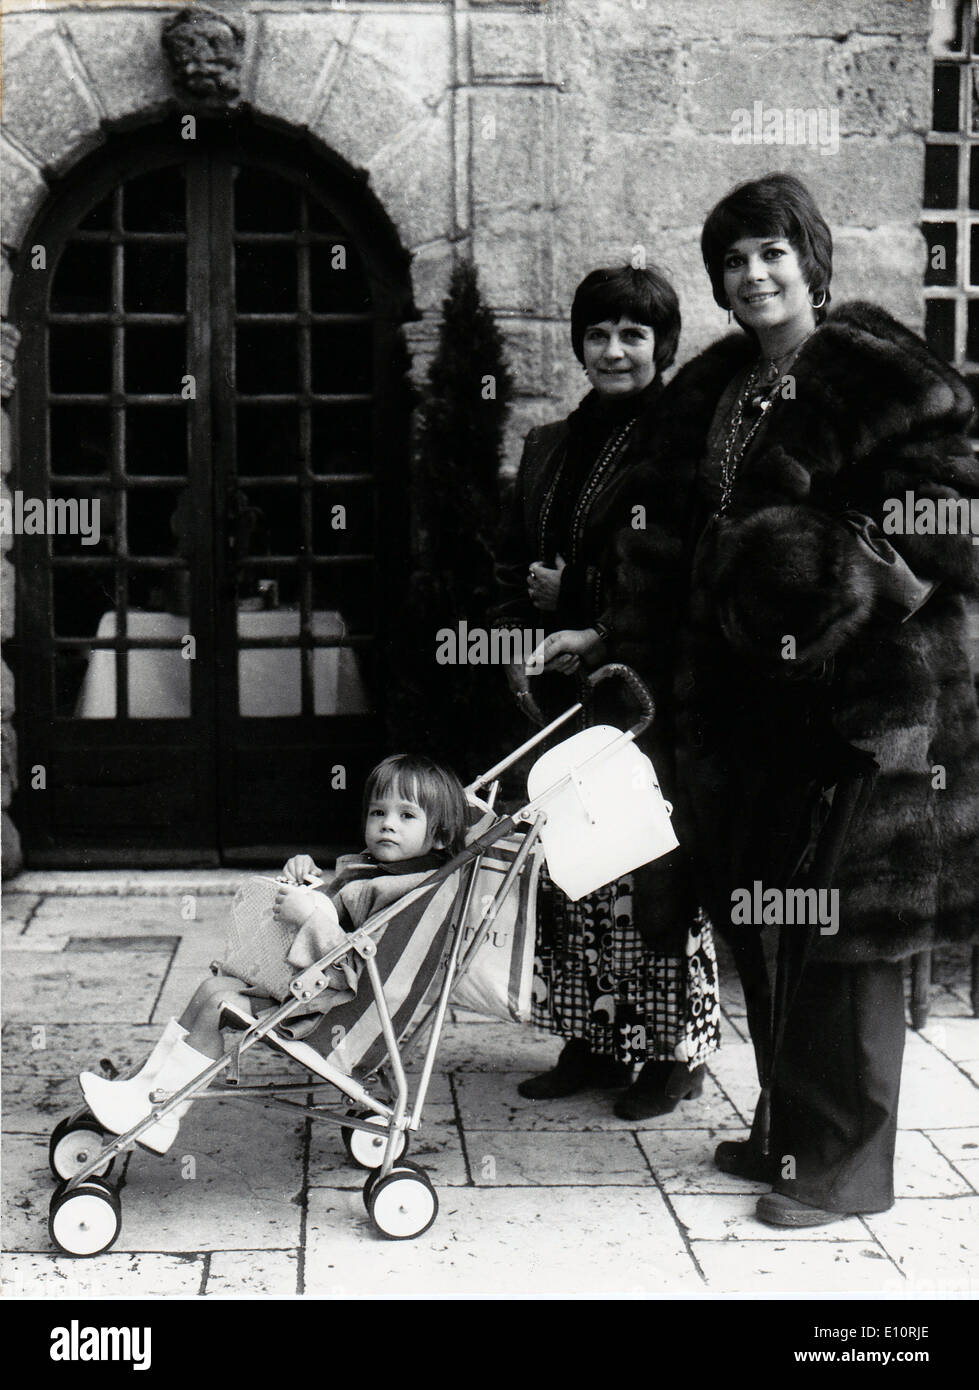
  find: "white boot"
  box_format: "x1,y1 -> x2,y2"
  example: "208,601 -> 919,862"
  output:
81,1024 -> 214,1154
80,1017 -> 185,1115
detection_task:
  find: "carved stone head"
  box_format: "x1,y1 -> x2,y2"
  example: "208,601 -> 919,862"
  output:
162,6 -> 245,104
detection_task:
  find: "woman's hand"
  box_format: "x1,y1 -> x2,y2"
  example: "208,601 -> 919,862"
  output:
527,555 -> 566,612
527,628 -> 605,677
282,854 -> 319,884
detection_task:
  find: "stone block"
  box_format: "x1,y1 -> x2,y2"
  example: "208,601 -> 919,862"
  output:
366,110 -> 454,249
433,1017 -> 557,1071
694,1238 -> 906,1293
895,1130 -> 973,1198
500,318 -> 558,397
1,252 -> 13,316
683,40 -> 842,137
249,11 -> 352,129
561,0 -> 929,42
1,1133 -> 65,1253
832,227 -> 925,330
469,88 -> 557,210
920,1020 -> 979,1063
898,1031 -> 979,1128
2,715 -> 18,807
2,811 -> 23,879
637,1126 -> 765,1195
1,553 -> 16,639
205,1250 -> 299,1297
1,29 -> 104,175
2,1251 -> 204,1300
113,1100 -> 305,1252
1,658 -> 15,716
472,208 -> 552,313
311,47 -> 429,171
833,37 -> 932,137
864,1196 -> 979,1291
408,239 -> 455,314
62,11 -> 172,128
3,943 -> 175,1023
0,138 -> 48,253
469,14 -> 548,81
349,9 -> 451,107
304,1184 -> 701,1297
403,319 -> 440,392
469,1129 -> 651,1185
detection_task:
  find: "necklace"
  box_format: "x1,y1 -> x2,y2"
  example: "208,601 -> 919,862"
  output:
716,333 -> 812,514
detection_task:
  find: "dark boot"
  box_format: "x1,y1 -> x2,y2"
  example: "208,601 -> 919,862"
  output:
713,1140 -> 778,1184
517,1039 -> 631,1100
613,1061 -> 705,1120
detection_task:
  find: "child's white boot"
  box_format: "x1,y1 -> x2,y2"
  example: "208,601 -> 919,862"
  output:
80,1021 -> 213,1153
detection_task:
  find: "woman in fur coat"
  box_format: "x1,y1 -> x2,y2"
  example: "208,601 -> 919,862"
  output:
550,174 -> 979,1224
492,266 -> 721,1118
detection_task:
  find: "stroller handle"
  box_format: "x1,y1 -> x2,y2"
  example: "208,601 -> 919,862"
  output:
586,663 -> 656,737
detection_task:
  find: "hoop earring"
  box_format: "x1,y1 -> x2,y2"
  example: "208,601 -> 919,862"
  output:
809,288 -> 827,310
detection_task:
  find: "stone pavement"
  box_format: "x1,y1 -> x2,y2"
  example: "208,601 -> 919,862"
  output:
2,872 -> 978,1300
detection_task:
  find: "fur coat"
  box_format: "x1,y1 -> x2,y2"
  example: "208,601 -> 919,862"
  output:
608,302 -> 979,963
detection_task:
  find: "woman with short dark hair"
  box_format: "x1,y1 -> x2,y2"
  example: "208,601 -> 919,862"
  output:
598,172 -> 979,1223
493,264 -> 721,1118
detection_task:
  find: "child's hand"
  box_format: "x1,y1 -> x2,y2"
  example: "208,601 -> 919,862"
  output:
282,854 -> 319,885
275,885 -> 318,929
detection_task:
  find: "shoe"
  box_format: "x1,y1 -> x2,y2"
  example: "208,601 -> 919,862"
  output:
613,1062 -> 705,1120
756,1192 -> 852,1227
80,1020 -> 213,1154
714,1140 -> 778,1184
517,1039 -> 631,1100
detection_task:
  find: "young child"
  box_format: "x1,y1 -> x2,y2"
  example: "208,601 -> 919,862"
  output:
79,755 -> 468,1153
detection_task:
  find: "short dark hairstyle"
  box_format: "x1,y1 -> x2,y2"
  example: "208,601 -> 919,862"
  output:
363,754 -> 468,856
570,265 -> 681,373
700,173 -> 833,324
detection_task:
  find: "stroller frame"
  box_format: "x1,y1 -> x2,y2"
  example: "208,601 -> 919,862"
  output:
47,664 -> 655,1250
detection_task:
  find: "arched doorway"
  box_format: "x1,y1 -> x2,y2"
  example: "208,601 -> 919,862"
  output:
12,119 -> 414,866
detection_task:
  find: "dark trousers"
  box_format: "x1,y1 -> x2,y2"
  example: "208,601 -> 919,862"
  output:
763,957 -> 906,1214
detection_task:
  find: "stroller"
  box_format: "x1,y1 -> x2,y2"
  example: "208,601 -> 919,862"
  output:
46,665 -> 678,1253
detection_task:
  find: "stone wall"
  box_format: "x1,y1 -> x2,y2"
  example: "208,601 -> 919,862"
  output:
0,0 -> 935,872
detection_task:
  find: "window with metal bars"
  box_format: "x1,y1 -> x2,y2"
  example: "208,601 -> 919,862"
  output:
924,0 -> 979,417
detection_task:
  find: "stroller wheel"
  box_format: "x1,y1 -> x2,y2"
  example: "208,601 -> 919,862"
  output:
369,1171 -> 438,1240
49,1115 -> 116,1182
362,1158 -> 430,1212
342,1113 -> 409,1169
49,1178 -> 122,1257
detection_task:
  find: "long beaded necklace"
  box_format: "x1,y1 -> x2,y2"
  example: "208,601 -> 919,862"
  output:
716,335 -> 812,515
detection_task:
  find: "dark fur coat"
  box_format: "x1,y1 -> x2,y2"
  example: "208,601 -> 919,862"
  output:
608,302 -> 979,963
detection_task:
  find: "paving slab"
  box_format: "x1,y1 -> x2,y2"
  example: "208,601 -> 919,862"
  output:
669,1193 -> 869,1241
205,1250 -> 299,1297
304,1185 -> 704,1297
1,893 -> 39,932
693,1239 -> 906,1293
28,895 -> 204,936
2,1133 -> 60,1253
1,1251 -> 204,1299
454,1069 -> 743,1131
925,1127 -> 979,1169
424,1019 -> 562,1072
897,1032 -> 979,1127
894,1130 -> 974,1198
862,1197 -> 979,1292
919,1017 -> 979,1063
703,1040 -> 758,1126
3,946 -> 175,1023
637,1127 -> 770,1194
308,1116 -> 467,1187
113,1100 -> 305,1253
461,1128 -> 652,1185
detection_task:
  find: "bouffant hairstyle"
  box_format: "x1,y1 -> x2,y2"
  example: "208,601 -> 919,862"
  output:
570,265 -> 681,373
363,754 -> 468,856
700,173 -> 833,324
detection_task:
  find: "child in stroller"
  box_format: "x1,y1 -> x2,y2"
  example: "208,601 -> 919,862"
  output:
78,754 -> 468,1154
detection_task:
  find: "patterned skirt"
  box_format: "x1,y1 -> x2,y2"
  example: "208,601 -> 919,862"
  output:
531,870 -> 722,1067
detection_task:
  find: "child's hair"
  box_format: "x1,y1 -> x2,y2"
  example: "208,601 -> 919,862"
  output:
363,754 -> 468,856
